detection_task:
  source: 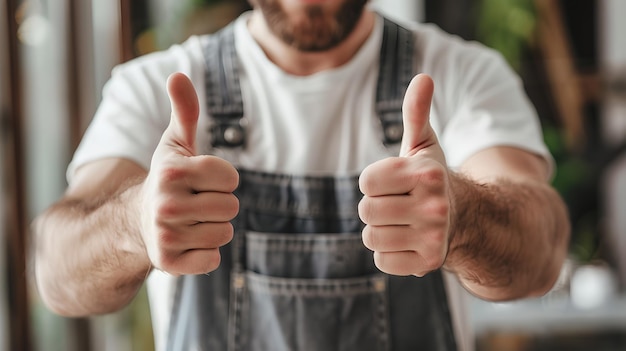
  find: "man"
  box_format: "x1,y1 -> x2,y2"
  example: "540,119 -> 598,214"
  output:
33,0 -> 570,350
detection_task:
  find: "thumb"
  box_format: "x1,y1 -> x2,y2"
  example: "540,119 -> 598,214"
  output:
400,74 -> 435,157
164,72 -> 200,155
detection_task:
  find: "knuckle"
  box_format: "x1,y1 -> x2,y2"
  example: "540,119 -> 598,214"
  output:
388,157 -> 407,171
427,227 -> 448,245
156,198 -> 180,219
156,228 -> 175,247
158,166 -> 187,185
418,165 -> 446,186
156,251 -> 178,272
428,198 -> 450,218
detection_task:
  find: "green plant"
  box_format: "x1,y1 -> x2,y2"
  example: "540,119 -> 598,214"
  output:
476,0 -> 537,70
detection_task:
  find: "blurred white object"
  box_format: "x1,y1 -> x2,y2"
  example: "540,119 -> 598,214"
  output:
570,264 -> 619,309
371,0 -> 424,23
600,0 -> 626,298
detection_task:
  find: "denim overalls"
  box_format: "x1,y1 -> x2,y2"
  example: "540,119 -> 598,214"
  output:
165,17 -> 458,351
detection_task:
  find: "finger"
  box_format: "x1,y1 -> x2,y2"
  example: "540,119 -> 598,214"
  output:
360,157 -> 416,196
400,74 -> 435,157
360,157 -> 447,197
363,225 -> 448,259
186,155 -> 240,193
373,251 -> 440,277
359,189 -> 450,225
186,192 -> 239,223
358,195 -> 414,226
159,222 -> 234,252
157,192 -> 239,224
168,248 -> 222,275
163,72 -> 200,155
153,155 -> 239,195
374,251 -> 422,276
362,225 -> 417,252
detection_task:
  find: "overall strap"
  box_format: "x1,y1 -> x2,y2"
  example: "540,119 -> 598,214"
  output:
376,18 -> 416,145
202,16 -> 416,149
202,23 -> 246,148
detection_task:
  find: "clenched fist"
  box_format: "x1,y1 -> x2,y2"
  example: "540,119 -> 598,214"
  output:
140,73 -> 239,275
358,74 -> 452,277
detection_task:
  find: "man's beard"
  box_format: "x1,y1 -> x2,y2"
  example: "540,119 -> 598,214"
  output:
253,0 -> 369,52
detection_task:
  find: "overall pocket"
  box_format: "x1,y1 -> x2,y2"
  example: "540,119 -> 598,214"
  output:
228,232 -> 391,351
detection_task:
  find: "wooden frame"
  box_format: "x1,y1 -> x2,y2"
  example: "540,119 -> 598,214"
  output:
534,0 -> 587,150
64,1 -> 95,350
119,0 -> 134,63
2,0 -> 32,350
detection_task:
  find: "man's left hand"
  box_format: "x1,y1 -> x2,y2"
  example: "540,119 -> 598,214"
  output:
358,74 -> 453,277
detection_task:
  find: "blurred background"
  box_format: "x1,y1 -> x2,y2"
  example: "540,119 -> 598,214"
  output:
1,0 -> 626,350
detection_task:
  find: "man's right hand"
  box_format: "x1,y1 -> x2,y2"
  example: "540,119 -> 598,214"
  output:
140,72 -> 239,275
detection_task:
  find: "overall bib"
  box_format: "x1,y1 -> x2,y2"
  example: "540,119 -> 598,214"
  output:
166,17 -> 458,351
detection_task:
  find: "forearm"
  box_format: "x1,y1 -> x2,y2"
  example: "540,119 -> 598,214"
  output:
444,172 -> 570,301
33,180 -> 151,316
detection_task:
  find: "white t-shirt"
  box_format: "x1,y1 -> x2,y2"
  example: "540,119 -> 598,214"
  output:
69,12 -> 551,351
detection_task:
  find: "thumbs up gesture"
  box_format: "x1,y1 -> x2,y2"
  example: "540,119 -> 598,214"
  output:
358,74 -> 452,277
139,73 -> 239,276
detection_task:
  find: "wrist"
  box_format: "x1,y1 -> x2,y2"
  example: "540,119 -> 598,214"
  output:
446,172 -> 469,251
443,171 -> 483,274
118,180 -> 152,272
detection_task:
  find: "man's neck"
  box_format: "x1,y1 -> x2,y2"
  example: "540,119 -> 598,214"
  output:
247,9 -> 376,76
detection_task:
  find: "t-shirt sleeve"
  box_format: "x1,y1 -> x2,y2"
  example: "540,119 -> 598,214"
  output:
419,25 -> 554,177
67,37 -> 206,184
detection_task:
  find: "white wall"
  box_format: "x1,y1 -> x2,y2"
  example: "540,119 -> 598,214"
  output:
22,1 -> 72,218
91,1 -> 122,109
